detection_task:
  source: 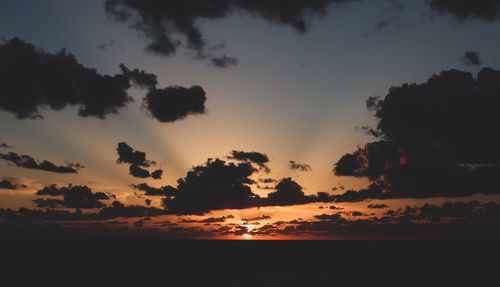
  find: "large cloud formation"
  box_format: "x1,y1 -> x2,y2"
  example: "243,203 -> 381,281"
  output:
163,158 -> 259,214
0,151 -> 83,173
334,68 -> 500,201
104,0 -> 359,65
116,142 -> 162,179
0,38 -> 206,123
429,0 -> 500,21
162,153 -> 334,214
0,37 -> 133,119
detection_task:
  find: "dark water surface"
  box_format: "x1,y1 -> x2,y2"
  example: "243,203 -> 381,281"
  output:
1,240 -> 498,286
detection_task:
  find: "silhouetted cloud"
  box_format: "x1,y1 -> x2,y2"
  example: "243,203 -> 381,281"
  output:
314,213 -> 344,221
161,155 -> 335,214
0,143 -> 13,149
163,158 -> 259,215
119,63 -> 158,89
462,50 -> 482,66
151,169 -> 163,179
211,55 -> 238,68
0,179 -> 26,190
0,200 -> 166,222
32,198 -> 66,208
116,142 -> 153,167
368,204 -> 389,209
259,178 -> 277,183
116,142 -> 163,179
262,177 -> 334,207
334,68 -> 500,201
104,0 -> 359,65
180,215 -> 234,224
90,201 -> 165,220
265,177 -> 308,205
0,37 -> 133,119
143,86 -> 206,123
288,160 -> 312,171
0,37 -> 206,123
0,151 -> 82,173
229,150 -> 270,172
241,215 -> 271,222
129,164 -> 152,178
429,0 -> 500,21
385,200 -> 500,220
247,201 -> 500,239
35,184 -> 110,209
131,183 -> 177,197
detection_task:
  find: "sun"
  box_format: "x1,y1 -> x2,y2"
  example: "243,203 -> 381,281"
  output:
242,234 -> 253,239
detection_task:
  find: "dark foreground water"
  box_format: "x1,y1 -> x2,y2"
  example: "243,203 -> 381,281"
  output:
1,240 -> 498,287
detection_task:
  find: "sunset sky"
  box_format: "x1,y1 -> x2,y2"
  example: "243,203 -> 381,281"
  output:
1,0 -> 500,240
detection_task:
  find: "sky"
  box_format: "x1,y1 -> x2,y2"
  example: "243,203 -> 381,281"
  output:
1,0 -> 500,240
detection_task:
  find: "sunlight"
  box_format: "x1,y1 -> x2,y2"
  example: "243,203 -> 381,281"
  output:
242,234 -> 253,240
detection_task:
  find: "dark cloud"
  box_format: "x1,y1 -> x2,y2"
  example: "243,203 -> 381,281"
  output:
259,178 -> 277,183
119,63 -> 158,89
0,179 -> 26,190
314,213 -> 344,221
242,215 -> 271,222
104,0 -> 359,65
263,177 -> 333,207
334,68 -> 500,201
0,38 -> 206,123
162,156 -> 335,214
92,201 -> 166,220
116,142 -> 163,179
229,150 -> 270,172
265,177 -> 308,205
34,184 -> 110,209
288,160 -> 312,172
210,55 -> 238,68
129,164 -> 152,178
0,201 -> 166,222
247,201 -> 500,239
151,169 -> 163,179
180,215 -> 234,224
0,143 -> 13,148
32,198 -> 66,208
116,142 -> 153,167
462,50 -> 482,66
368,204 -> 389,209
429,0 -> 500,21
143,86 -> 206,123
163,158 -> 259,215
0,151 -> 82,173
387,201 -> 500,220
131,183 -> 177,197
0,37 -> 133,119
